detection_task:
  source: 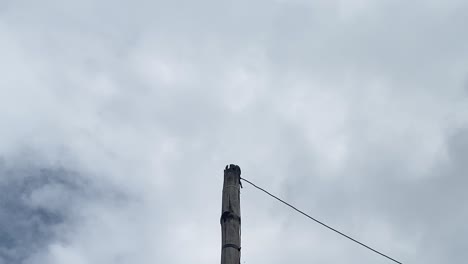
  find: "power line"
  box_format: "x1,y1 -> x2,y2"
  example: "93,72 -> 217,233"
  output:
240,177 -> 403,264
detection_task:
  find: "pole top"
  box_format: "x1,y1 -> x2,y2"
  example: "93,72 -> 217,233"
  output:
224,164 -> 241,176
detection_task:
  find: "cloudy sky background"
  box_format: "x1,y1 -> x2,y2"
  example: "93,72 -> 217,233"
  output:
1,0 -> 468,263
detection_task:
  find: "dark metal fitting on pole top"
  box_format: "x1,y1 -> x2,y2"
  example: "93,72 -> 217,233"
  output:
224,164 -> 241,175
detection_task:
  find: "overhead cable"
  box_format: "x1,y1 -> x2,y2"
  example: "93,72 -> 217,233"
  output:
241,177 -> 403,264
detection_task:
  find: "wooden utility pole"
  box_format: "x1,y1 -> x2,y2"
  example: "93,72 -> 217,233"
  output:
221,164 -> 241,264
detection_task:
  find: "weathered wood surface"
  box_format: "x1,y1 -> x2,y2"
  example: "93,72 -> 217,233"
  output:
221,164 -> 241,264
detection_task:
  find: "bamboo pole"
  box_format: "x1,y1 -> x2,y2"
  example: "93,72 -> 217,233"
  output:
220,164 -> 241,264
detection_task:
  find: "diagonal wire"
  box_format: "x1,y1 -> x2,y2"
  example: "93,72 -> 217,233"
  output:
240,177 -> 403,264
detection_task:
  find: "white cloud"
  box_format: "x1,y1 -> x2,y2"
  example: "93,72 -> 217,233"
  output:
1,0 -> 468,264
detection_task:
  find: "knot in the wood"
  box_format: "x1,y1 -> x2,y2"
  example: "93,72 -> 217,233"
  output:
220,210 -> 241,224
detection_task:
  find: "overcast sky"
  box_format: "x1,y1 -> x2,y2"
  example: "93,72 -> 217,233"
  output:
1,0 -> 468,263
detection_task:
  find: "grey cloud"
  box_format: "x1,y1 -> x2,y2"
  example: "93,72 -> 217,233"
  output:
0,161 -> 81,263
0,154 -> 133,264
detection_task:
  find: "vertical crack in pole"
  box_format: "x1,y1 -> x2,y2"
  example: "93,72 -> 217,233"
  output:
221,164 -> 241,264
